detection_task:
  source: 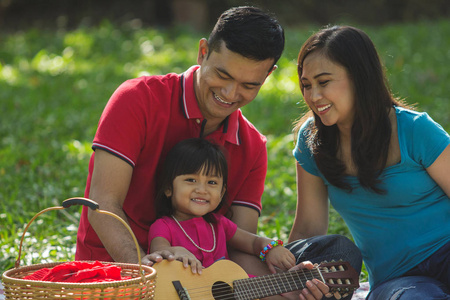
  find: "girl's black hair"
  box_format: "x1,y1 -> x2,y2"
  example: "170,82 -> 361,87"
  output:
155,138 -> 229,223
294,25 -> 412,193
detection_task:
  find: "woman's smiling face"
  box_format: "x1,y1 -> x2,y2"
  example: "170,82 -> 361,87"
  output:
301,51 -> 356,132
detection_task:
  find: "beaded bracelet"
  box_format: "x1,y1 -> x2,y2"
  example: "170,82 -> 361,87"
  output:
259,239 -> 284,261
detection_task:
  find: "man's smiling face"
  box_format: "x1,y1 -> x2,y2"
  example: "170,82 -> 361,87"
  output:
195,39 -> 275,124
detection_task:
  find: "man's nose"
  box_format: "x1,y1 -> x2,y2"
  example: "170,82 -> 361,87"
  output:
222,82 -> 239,102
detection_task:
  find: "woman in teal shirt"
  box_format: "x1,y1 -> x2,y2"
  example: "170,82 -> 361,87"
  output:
291,25 -> 450,299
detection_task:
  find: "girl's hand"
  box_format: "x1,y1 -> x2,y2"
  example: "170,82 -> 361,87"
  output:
171,246 -> 204,274
264,246 -> 296,273
142,249 -> 175,266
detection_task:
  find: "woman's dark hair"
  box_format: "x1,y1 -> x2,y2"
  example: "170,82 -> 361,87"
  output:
294,25 -> 411,193
155,138 -> 229,223
208,6 -> 285,71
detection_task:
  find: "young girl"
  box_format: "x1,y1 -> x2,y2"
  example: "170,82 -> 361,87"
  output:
148,138 -> 296,276
291,25 -> 450,299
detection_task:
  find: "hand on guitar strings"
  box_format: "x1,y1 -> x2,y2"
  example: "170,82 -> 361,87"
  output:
281,261 -> 329,300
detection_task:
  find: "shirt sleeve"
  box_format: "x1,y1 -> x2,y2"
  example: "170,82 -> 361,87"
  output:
217,215 -> 238,241
93,78 -> 150,167
148,218 -> 172,249
411,112 -> 450,168
293,118 -> 320,176
234,140 -> 266,213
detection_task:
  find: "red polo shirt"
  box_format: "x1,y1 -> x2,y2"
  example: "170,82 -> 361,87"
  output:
75,66 -> 268,262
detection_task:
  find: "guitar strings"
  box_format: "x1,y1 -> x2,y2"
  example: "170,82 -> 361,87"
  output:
174,267 -> 325,299
181,269 -> 323,299
234,268 -> 322,299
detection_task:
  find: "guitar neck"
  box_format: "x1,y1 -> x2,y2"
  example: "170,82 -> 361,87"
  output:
233,267 -> 323,299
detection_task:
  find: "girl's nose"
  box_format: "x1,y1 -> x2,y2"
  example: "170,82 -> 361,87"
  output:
195,182 -> 207,193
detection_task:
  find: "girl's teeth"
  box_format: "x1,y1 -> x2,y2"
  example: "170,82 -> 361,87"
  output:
192,198 -> 207,203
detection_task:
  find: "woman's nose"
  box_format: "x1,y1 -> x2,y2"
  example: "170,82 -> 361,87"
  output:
311,86 -> 323,102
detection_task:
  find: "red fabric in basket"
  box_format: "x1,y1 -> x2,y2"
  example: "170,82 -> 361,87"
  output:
23,261 -> 131,282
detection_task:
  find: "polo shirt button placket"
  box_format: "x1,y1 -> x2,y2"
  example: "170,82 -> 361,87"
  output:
196,119 -> 201,124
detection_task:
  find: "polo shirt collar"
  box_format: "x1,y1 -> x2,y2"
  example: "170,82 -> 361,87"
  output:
181,65 -> 241,146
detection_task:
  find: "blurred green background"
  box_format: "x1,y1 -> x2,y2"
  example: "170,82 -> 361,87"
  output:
1,0 -> 449,282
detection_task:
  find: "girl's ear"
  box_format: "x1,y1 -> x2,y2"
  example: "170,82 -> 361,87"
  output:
164,188 -> 172,198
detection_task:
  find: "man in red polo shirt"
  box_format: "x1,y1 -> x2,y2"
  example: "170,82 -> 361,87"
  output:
76,6 -> 283,266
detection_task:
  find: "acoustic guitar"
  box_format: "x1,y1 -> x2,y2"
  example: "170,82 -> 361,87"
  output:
153,259 -> 359,300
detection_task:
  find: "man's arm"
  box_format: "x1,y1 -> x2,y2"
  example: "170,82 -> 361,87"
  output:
87,149 -> 145,263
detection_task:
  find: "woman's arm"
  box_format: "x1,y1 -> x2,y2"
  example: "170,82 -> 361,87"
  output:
288,162 -> 329,243
426,144 -> 450,197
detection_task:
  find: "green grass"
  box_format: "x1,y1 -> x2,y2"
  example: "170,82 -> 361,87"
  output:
1,19 -> 449,283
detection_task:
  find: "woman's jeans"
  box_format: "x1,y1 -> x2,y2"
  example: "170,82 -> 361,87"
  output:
286,234 -> 363,300
367,241 -> 450,300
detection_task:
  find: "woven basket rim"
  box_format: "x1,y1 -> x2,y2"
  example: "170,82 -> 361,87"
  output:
2,260 -> 156,288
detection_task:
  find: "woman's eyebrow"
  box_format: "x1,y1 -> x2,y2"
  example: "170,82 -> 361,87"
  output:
301,72 -> 332,81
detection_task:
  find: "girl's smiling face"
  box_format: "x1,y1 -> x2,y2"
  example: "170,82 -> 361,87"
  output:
166,167 -> 225,221
300,51 -> 356,132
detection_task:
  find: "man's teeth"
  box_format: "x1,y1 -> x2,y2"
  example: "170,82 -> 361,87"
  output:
318,104 -> 332,112
214,94 -> 232,105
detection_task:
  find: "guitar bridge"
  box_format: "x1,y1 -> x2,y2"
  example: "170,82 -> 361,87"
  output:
172,280 -> 191,300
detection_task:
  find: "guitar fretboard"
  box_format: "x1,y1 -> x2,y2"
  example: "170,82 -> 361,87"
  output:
233,267 -> 322,300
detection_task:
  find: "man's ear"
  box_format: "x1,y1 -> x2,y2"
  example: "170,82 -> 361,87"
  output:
197,38 -> 209,65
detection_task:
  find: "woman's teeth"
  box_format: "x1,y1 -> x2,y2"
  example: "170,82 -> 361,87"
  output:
318,104 -> 332,112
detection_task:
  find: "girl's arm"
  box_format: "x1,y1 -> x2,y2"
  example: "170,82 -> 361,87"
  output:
227,227 -> 295,273
288,162 -> 329,242
150,237 -> 203,274
427,144 -> 450,197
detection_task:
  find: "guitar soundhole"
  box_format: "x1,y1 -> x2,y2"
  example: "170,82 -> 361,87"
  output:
211,281 -> 235,300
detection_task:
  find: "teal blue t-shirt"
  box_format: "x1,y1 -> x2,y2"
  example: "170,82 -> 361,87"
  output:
293,106 -> 450,288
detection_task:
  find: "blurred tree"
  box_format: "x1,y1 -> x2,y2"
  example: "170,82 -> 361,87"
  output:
0,0 -> 449,32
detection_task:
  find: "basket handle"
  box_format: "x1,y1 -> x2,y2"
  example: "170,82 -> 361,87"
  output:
15,197 -> 145,281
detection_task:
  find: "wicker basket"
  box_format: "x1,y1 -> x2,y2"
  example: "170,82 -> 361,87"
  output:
2,198 -> 157,299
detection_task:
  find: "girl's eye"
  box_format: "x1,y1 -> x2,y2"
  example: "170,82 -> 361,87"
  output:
185,178 -> 196,183
319,80 -> 329,86
208,180 -> 218,185
303,84 -> 311,90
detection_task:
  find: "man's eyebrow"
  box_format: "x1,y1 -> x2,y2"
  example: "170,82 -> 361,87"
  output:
216,67 -> 262,86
